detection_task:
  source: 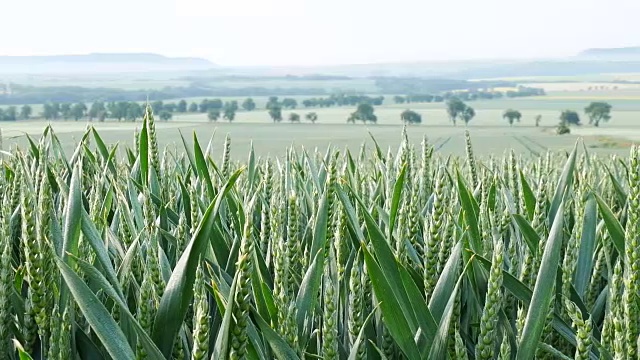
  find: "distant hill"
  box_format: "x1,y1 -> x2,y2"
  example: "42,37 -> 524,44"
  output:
0,53 -> 215,74
576,47 -> 640,60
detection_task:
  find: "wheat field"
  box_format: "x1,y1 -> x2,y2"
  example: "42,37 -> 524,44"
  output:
0,107 -> 638,359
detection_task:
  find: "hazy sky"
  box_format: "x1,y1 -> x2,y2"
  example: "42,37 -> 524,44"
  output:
2,0 -> 639,66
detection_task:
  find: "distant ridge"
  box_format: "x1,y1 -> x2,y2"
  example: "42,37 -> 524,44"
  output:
0,53 -> 215,74
577,47 -> 640,60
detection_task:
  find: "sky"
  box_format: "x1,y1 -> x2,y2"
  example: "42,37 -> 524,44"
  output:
1,0 -> 639,67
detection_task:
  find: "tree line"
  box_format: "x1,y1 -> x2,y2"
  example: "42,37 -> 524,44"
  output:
0,84 -> 326,105
301,94 -> 385,108
1,95 -> 610,130
340,99 -> 613,128
393,87 -> 545,104
0,105 -> 31,121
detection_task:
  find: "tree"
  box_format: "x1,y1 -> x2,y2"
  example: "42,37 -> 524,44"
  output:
584,102 -> 612,127
188,102 -> 198,113
266,96 -> 279,109
210,99 -> 224,110
349,103 -> 377,124
177,99 -> 188,113
208,109 -> 220,121
305,112 -> 318,123
242,98 -> 256,111
560,110 -> 581,126
535,114 -> 542,127
268,105 -> 283,122
289,112 -> 301,123
88,101 -> 105,121
503,109 -> 522,126
71,103 -> 87,121
282,98 -> 298,109
151,101 -> 164,115
51,103 -> 61,120
20,105 -> 32,120
199,99 -> 210,113
199,99 -> 222,113
400,109 -> 422,124
163,103 -> 177,113
227,100 -> 239,112
446,98 -> 466,126
223,102 -> 237,122
159,111 -> 173,121
60,103 -> 72,120
126,103 -> 143,121
393,96 -> 406,104
4,106 -> 17,121
107,102 -> 127,121
43,103 -> 58,120
461,106 -> 475,126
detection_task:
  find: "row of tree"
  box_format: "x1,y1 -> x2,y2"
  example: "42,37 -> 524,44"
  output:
0,105 -> 32,121
392,87 -> 545,105
301,95 -> 385,108
195,99 -> 615,127
502,101 -> 613,129
557,102 -> 613,128
39,102 -> 173,121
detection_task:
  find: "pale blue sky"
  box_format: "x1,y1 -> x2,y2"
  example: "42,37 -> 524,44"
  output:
2,0 -> 639,66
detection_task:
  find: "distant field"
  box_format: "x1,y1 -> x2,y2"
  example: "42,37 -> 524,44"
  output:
524,82 -> 640,92
2,105 -> 638,161
0,73 -> 378,92
4,90 -> 640,125
1,73 -> 192,90
200,78 -> 378,92
474,73 -> 640,83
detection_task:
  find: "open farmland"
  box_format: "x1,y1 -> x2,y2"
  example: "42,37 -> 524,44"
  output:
0,108 -> 639,359
1,116 -> 637,160
3,83 -> 640,161
1,74 -> 640,359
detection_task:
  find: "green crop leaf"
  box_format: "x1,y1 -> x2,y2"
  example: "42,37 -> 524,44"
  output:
62,163 -> 82,266
513,214 -> 540,256
388,163 -> 407,240
361,245 -> 422,359
347,305 -> 379,360
574,193 -> 597,298
192,132 -> 215,199
594,192 -> 625,255
55,257 -> 138,360
520,170 -> 536,220
139,116 -> 149,186
296,249 -> 324,340
152,167 -> 244,357
517,203 -> 565,360
13,340 -> 34,360
253,309 -> 301,360
456,170 -> 481,253
428,240 -> 462,322
548,141 -> 577,225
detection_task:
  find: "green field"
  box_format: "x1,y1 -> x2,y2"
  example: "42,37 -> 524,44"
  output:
3,75 -> 640,160
1,116 -> 636,162
1,72 -> 640,360
0,115 -> 638,359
